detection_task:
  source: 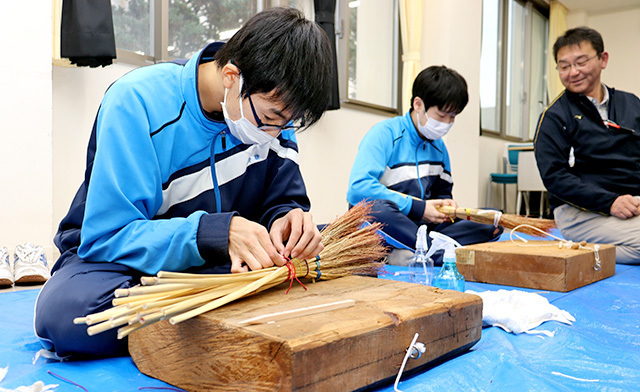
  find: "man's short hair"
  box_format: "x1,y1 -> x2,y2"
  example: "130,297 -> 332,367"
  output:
411,66 -> 468,114
215,7 -> 332,128
553,26 -> 605,62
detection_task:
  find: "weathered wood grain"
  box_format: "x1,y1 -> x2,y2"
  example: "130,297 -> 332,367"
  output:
129,275 -> 482,392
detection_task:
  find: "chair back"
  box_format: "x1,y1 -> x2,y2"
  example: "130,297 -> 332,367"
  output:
517,151 -> 546,191
503,142 -> 533,173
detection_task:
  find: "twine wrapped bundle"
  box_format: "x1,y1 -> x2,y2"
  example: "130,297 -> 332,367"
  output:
73,202 -> 388,339
436,205 -> 556,237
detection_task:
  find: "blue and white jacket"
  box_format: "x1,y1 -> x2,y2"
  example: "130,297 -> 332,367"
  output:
54,43 -> 310,275
347,111 -> 453,220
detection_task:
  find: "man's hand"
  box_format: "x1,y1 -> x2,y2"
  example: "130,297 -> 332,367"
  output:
610,195 -> 640,219
228,216 -> 285,273
270,208 -> 324,261
422,199 -> 457,223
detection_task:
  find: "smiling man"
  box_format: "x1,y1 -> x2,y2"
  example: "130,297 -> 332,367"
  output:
34,7 -> 332,358
534,26 -> 640,264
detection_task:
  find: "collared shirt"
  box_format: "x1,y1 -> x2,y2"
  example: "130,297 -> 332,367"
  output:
586,83 -> 609,120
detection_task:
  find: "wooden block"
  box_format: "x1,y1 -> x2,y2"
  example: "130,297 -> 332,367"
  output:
129,275 -> 482,392
456,241 -> 615,292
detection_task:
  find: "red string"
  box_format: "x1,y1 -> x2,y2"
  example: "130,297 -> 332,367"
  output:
47,370 -> 89,392
284,257 -> 307,294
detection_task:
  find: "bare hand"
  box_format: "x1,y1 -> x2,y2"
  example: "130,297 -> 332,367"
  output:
422,199 -> 457,223
610,195 -> 640,219
228,216 -> 285,273
270,209 -> 324,261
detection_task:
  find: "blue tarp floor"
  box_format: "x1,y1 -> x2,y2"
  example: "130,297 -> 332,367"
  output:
1,245 -> 639,391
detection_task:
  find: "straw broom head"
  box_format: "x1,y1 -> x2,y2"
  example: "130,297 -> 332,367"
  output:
311,201 -> 388,278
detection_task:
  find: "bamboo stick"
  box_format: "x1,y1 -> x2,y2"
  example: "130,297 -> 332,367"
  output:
237,299 -> 356,325
112,288 -> 197,306
436,205 -> 556,236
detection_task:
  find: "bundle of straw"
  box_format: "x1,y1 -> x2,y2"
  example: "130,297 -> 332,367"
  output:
73,202 -> 388,339
436,205 -> 556,237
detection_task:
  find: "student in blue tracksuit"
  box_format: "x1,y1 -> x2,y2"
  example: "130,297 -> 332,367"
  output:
535,27 -> 640,264
347,66 -> 501,254
35,8 -> 333,358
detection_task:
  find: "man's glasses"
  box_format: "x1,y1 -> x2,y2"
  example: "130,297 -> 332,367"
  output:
247,93 -> 303,132
556,55 -> 598,74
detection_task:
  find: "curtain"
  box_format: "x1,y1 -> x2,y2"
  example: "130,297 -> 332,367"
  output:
547,0 -> 568,100
399,0 -> 423,114
314,0 -> 340,110
52,0 -> 73,67
60,0 -> 117,68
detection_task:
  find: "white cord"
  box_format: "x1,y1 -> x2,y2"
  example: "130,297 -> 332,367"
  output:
492,211 -> 502,227
394,333 -> 426,392
509,224 -> 562,246
509,224 -> 602,270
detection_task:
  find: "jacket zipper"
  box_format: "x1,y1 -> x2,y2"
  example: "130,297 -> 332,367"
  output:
210,131 -> 224,213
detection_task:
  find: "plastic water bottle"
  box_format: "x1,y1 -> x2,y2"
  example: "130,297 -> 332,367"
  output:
433,248 -> 465,292
408,226 -> 433,285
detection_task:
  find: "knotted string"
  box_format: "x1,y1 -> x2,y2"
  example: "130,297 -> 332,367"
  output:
284,257 -> 307,294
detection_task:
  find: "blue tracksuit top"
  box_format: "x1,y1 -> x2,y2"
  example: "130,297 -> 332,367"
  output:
347,111 -> 453,221
54,43 -> 310,275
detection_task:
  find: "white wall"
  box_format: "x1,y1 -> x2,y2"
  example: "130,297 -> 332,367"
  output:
297,107 -> 389,223
52,65 -> 136,233
568,8 -> 640,97
0,3 -> 54,260
420,0 -> 483,209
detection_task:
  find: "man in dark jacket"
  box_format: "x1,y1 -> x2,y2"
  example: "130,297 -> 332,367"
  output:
534,26 -> 640,264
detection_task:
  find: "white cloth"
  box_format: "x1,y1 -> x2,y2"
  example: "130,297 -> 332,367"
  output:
467,289 -> 575,337
0,366 -> 57,392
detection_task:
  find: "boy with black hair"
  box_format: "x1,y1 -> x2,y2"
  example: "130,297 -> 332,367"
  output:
347,66 -> 501,253
535,26 -> 640,264
35,7 -> 333,358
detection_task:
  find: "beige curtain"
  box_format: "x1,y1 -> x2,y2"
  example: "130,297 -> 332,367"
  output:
52,0 -> 73,67
546,0 -> 567,100
399,0 -> 423,114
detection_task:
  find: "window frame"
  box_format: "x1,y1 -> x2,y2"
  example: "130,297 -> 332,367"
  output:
114,0 -> 402,115
335,0 -> 401,115
480,0 -> 549,142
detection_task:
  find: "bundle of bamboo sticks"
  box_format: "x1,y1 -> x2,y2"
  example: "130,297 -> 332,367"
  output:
436,205 -> 556,236
74,202 -> 388,339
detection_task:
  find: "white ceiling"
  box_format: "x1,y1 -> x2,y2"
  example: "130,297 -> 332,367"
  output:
559,0 -> 640,14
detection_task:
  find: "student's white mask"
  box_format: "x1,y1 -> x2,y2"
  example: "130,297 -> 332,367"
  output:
220,75 -> 276,145
417,109 -> 453,141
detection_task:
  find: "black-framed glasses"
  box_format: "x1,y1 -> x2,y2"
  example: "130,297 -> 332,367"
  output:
246,93 -> 303,132
556,55 -> 598,74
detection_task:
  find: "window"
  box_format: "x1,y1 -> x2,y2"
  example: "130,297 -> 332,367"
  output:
480,0 -> 549,141
112,0 -> 401,114
337,0 -> 400,113
111,0 -> 313,64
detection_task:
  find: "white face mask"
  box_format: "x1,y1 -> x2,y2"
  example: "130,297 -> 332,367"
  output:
220,75 -> 276,145
416,110 -> 453,141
